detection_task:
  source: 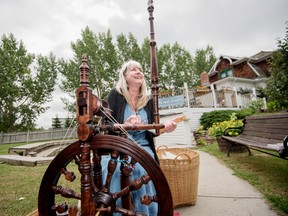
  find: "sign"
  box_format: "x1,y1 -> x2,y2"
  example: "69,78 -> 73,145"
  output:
158,95 -> 185,108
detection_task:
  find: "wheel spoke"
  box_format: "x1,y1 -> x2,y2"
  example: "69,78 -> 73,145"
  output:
113,174 -> 150,200
103,150 -> 119,193
141,194 -> 158,206
115,205 -> 147,215
52,185 -> 81,199
92,149 -> 103,191
60,167 -> 76,182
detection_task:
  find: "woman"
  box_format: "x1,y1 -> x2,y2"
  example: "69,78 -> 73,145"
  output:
102,60 -> 177,215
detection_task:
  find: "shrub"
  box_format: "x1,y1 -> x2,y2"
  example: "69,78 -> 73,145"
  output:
235,108 -> 254,119
266,101 -> 285,112
200,109 -> 253,130
208,113 -> 244,137
246,99 -> 265,112
200,110 -> 235,129
197,138 -> 208,146
194,125 -> 206,135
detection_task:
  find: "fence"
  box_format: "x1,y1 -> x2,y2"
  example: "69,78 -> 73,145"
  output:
0,128 -> 77,144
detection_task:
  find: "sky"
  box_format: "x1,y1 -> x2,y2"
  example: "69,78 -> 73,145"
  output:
1,0 -> 287,129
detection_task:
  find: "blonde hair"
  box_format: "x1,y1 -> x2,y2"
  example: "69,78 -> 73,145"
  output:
115,60 -> 150,110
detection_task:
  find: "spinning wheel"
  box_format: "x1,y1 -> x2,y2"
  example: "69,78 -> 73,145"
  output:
38,1 -> 173,215
38,135 -> 173,215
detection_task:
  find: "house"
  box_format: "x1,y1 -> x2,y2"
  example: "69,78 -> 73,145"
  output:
201,51 -> 273,92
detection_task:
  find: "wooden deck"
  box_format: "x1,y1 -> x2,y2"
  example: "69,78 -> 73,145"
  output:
0,140 -> 76,166
0,155 -> 54,166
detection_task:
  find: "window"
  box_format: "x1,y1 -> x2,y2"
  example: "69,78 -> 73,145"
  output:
220,68 -> 233,78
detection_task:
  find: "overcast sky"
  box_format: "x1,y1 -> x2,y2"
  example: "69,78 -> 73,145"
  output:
1,0 -> 287,129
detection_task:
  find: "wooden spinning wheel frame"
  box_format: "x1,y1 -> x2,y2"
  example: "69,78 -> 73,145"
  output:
38,135 -> 173,215
37,1 -> 174,215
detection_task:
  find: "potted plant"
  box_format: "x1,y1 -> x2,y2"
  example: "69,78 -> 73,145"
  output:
207,113 -> 245,152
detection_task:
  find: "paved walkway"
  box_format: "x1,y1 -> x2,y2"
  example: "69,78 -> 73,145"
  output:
174,150 -> 279,216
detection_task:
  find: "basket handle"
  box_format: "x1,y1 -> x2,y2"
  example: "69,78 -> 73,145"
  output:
156,145 -> 168,152
175,153 -> 192,162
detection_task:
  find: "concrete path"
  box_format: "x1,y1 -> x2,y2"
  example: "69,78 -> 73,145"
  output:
174,150 -> 278,216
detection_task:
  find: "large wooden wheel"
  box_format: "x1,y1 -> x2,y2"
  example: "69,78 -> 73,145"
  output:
38,134 -> 173,216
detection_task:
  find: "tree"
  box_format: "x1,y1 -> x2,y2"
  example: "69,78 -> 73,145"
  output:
0,34 -> 57,132
58,28 -> 213,114
116,33 -> 143,63
265,22 -> 288,109
52,116 -> 62,129
157,42 -> 194,91
64,116 -> 76,128
59,27 -> 120,103
139,37 -> 151,84
193,45 -> 217,86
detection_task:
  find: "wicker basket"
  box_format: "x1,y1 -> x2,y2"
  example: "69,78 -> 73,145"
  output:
157,146 -> 200,208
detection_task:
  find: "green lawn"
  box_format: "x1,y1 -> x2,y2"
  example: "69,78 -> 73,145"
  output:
0,163 -> 47,215
0,143 -> 25,155
0,143 -> 79,216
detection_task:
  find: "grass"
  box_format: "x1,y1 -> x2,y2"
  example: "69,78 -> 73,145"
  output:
0,142 -> 26,155
0,142 -> 287,215
0,163 -> 48,215
199,143 -> 288,216
0,142 -> 49,215
0,143 -> 81,216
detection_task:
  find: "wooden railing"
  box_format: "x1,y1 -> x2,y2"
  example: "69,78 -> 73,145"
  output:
159,87 -> 265,109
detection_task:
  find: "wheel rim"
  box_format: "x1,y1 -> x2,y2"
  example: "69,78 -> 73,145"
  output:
38,134 -> 173,215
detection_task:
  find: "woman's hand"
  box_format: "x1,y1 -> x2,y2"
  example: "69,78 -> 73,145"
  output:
124,115 -> 142,126
164,120 -> 177,133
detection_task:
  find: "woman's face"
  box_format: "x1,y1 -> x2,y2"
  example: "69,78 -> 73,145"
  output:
125,65 -> 144,87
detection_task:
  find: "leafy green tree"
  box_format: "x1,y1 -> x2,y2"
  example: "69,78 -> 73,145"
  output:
116,33 -> 143,63
139,37 -> 151,84
157,42 -> 194,91
52,116 -> 62,128
58,28 -> 214,115
265,22 -> 288,109
64,117 -> 75,128
0,34 -> 57,132
193,45 -> 217,86
59,27 -> 120,100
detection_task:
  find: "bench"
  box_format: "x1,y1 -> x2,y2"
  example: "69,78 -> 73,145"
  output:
222,113 -> 288,160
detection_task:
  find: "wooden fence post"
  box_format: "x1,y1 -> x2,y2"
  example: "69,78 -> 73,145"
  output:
51,128 -> 53,140
26,130 -> 30,143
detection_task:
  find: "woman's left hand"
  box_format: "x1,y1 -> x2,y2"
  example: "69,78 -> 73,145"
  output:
164,120 -> 177,133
